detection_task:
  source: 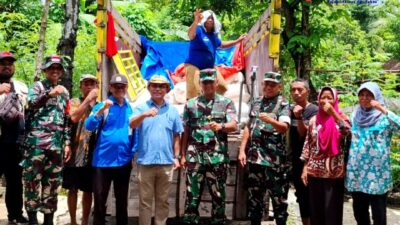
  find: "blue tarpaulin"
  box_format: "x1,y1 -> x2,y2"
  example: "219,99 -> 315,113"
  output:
139,36 -> 235,89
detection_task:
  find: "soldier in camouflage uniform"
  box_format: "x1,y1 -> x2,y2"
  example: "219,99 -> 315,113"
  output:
238,72 -> 291,225
181,69 -> 238,225
22,55 -> 71,225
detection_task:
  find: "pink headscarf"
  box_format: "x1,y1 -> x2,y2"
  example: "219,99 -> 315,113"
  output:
316,87 -> 341,156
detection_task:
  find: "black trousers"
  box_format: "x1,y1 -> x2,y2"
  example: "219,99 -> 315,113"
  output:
92,163 -> 132,225
0,143 -> 24,220
292,158 -> 310,218
308,177 -> 344,225
351,192 -> 387,225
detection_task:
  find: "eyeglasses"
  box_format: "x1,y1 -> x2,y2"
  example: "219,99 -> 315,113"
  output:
150,84 -> 168,89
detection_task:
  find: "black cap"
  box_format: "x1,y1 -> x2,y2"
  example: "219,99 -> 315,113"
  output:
42,54 -> 65,70
0,51 -> 16,62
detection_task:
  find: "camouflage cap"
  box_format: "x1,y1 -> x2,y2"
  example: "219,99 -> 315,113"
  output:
263,71 -> 282,83
199,68 -> 217,82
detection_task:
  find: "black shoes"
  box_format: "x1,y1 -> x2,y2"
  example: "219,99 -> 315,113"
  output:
27,212 -> 38,225
8,215 -> 28,224
42,213 -> 54,225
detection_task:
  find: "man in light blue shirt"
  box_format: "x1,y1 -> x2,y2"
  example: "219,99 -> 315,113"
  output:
130,75 -> 183,225
85,74 -> 135,225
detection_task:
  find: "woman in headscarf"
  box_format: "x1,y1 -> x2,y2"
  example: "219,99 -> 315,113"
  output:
300,87 -> 350,225
346,82 -> 400,225
185,9 -> 246,99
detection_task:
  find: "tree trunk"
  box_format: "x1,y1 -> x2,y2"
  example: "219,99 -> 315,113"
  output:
34,0 -> 51,82
57,0 -> 80,94
300,2 -> 317,100
282,0 -> 317,101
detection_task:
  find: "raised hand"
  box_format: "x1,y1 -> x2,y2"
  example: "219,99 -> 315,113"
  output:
370,100 -> 387,114
193,8 -> 203,23
87,88 -> 99,101
322,102 -> 335,116
209,121 -> 222,132
237,33 -> 247,42
0,83 -> 11,94
293,105 -> 304,119
143,107 -> 158,117
48,85 -> 67,97
103,99 -> 113,109
259,112 -> 274,124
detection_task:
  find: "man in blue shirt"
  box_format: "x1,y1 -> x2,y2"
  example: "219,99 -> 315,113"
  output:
185,9 -> 246,99
130,75 -> 183,225
85,74 -> 135,225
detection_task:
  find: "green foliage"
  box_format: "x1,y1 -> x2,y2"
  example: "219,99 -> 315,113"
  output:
178,0 -> 238,17
0,12 -> 40,84
392,140 -> 400,191
152,0 -> 191,40
350,4 -> 377,32
310,12 -> 395,107
49,0 -> 67,23
113,1 -> 164,40
221,0 -> 268,40
0,0 -> 43,21
0,8 -> 96,97
71,25 -> 97,97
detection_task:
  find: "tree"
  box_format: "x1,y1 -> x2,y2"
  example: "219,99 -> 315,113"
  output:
57,0 -> 80,93
34,0 -> 52,82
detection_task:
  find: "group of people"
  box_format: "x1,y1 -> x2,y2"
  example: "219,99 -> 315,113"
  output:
0,7 -> 399,225
240,73 -> 399,225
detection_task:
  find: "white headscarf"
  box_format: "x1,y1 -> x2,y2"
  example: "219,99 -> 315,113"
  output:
199,10 -> 222,37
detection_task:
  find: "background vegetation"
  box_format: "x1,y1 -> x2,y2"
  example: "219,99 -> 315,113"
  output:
0,0 -> 399,190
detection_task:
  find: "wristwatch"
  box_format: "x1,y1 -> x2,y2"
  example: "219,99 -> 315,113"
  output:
174,155 -> 181,160
221,122 -> 225,130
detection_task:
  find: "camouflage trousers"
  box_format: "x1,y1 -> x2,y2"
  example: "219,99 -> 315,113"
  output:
22,146 -> 63,214
183,162 -> 228,225
247,163 -> 289,225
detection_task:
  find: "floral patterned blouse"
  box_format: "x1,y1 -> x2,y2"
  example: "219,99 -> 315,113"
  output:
300,115 -> 350,179
346,111 -> 400,195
